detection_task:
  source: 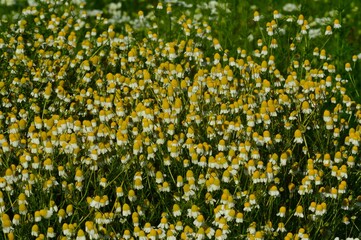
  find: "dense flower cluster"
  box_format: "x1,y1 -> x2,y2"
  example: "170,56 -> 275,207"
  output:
0,0 -> 360,239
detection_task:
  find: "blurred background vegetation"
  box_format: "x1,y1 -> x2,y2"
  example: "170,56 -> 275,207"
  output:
1,0 -> 360,99
1,0 -> 360,46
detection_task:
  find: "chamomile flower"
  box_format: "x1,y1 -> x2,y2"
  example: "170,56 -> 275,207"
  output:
333,19 -> 341,29
294,205 -> 304,218
345,63 -> 352,72
253,11 -> 260,22
269,185 -> 280,197
325,25 -> 332,35
294,129 -> 303,144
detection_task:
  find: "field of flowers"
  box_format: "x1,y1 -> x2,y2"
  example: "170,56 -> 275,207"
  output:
0,0 -> 361,239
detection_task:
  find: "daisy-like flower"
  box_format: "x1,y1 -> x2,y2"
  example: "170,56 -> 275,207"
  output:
261,46 -> 268,55
193,214 -> 205,228
276,222 -> 286,232
257,39 -> 263,47
31,224 -> 39,237
128,189 -> 137,202
172,204 -> 181,217
333,19 -> 341,29
254,231 -> 264,240
343,216 -> 350,225
315,204 -> 325,216
253,11 -> 260,22
213,38 -> 222,50
158,216 -> 169,229
196,227 -> 205,239
214,228 -> 227,240
302,234 -> 310,240
76,229 -> 86,240
100,178 -> 107,188
325,25 -> 332,35
122,203 -> 131,217
309,201 -> 316,212
176,175 -> 184,188
301,101 -> 312,114
166,4 -> 172,14
297,14 -> 304,25
12,214 -> 21,226
17,192 -> 27,206
88,196 -> 100,209
234,212 -> 244,224
206,174 -> 221,192
320,49 -> 327,60
249,194 -> 259,207
143,222 -> 152,234
66,204 -> 73,217
352,54 -> 358,62
323,110 -> 332,122
267,27 -> 274,36
273,10 -> 281,19
347,156 -> 355,167
323,153 -> 331,167
183,184 -> 195,200
75,169 -> 84,182
156,171 -> 164,184
218,139 -> 227,151
134,177 -> 143,190
41,208 -> 52,219
175,221 -> 184,232
85,221 -> 98,239
277,206 -> 286,218
243,202 -> 252,212
294,205 -> 304,218
222,169 -> 231,183
138,11 -> 144,20
294,129 -> 303,144
247,159 -> 256,174
160,181 -> 171,192
1,215 -> 12,234
345,62 -> 352,72
269,185 -> 280,197
338,181 -> 347,194
156,2 -> 163,9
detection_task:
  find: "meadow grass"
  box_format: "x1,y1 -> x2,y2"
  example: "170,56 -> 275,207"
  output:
0,0 -> 361,239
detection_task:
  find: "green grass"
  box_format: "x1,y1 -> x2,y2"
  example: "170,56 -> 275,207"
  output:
0,0 -> 360,239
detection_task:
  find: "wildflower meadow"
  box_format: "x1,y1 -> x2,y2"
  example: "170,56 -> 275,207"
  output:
0,0 -> 361,239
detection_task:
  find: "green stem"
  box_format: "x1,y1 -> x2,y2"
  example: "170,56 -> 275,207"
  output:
348,72 -> 359,97
257,22 -> 266,44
